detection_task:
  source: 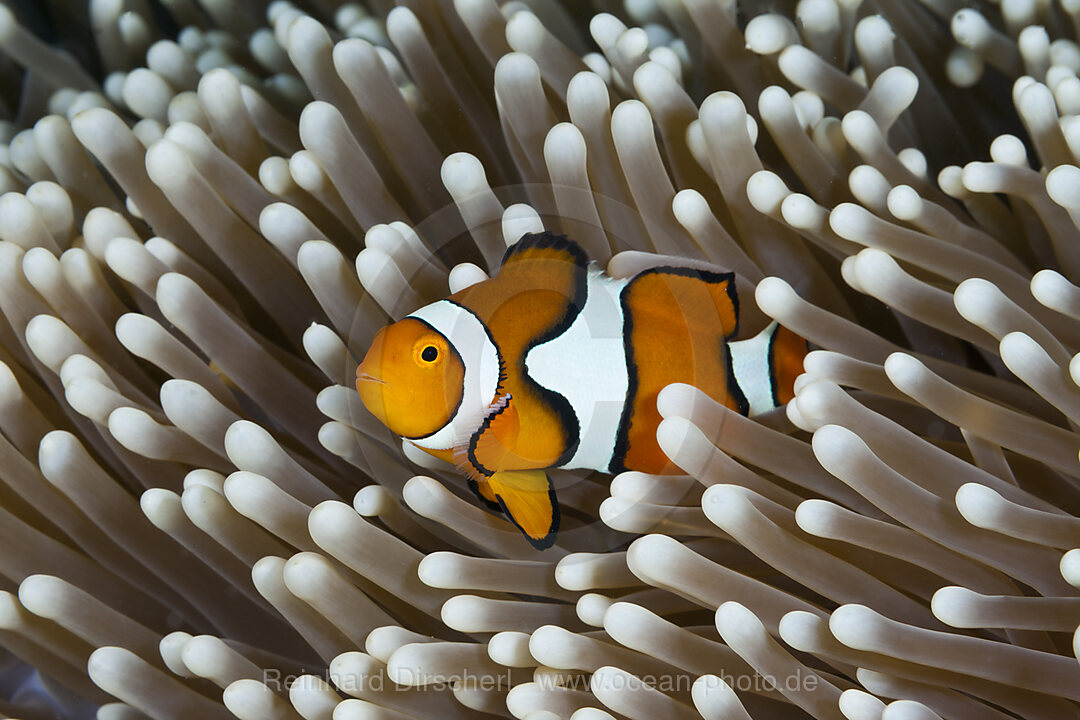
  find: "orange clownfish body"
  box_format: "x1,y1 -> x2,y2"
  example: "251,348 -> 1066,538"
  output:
356,232 -> 808,548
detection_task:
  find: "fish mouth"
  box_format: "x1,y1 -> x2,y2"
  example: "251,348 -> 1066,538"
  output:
355,371 -> 389,387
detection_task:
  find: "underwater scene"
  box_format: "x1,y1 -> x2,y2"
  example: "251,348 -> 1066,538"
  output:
0,1 -> 1078,719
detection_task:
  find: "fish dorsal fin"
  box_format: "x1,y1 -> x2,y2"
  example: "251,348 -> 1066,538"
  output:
628,266 -> 739,338
500,231 -> 589,271
490,469 -> 559,549
447,232 -> 588,472
448,230 -> 587,364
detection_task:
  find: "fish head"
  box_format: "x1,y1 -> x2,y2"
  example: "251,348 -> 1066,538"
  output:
355,317 -> 465,439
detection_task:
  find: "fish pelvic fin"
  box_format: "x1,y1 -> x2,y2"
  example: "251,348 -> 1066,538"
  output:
467,476 -> 501,511
490,469 -> 559,549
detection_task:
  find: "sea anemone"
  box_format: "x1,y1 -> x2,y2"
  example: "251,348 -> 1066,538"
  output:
0,0 -> 1078,719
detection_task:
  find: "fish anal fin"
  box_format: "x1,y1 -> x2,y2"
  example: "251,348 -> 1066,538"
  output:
490,469 -> 559,549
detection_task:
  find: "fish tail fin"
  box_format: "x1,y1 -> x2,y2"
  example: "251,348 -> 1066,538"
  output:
728,321 -> 808,415
771,323 -> 808,405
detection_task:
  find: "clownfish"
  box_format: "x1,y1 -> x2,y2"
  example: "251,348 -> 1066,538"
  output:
355,232 -> 807,548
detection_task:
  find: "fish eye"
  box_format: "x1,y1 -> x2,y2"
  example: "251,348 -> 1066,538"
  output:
413,334 -> 447,367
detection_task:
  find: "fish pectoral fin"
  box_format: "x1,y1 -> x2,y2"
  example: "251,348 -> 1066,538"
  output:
462,392 -> 521,476
489,469 -> 559,549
